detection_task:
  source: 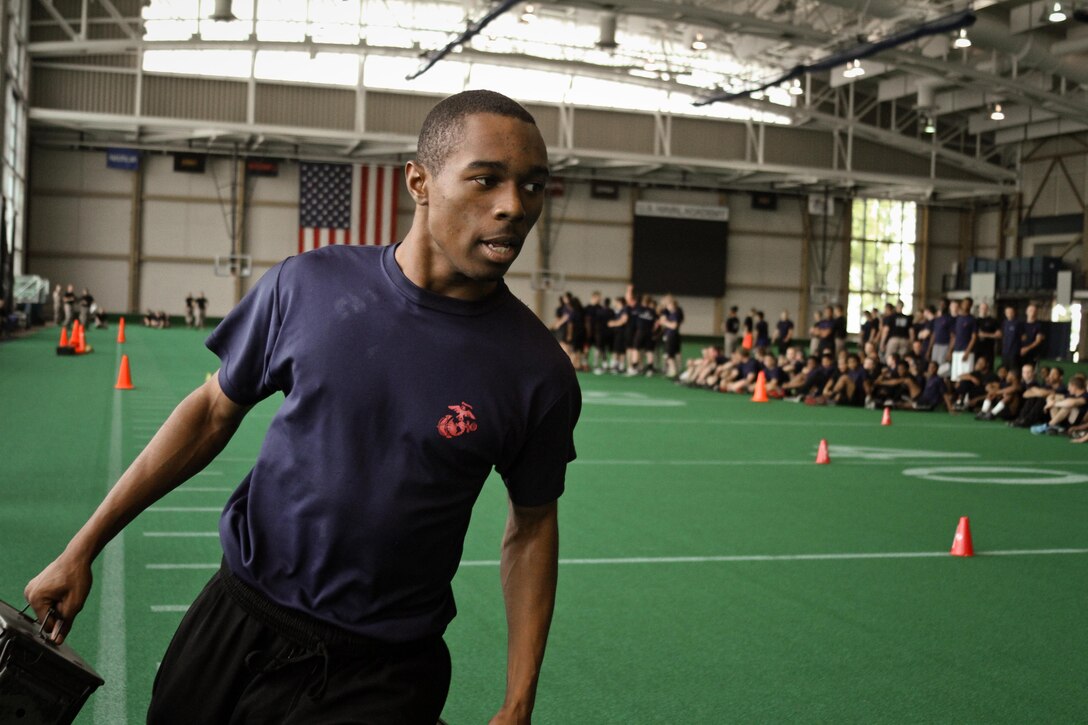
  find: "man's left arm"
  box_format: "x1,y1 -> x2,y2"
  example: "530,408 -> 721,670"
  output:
491,500 -> 559,725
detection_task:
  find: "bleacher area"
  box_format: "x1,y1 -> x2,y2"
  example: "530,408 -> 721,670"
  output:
3,324 -> 1087,723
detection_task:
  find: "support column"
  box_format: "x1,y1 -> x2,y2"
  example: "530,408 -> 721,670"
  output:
127,155 -> 144,313
234,157 -> 246,304
918,205 -> 931,309
838,198 -> 851,306
799,198 -> 812,333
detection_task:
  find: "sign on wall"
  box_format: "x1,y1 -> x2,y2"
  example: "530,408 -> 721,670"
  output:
105,148 -> 139,171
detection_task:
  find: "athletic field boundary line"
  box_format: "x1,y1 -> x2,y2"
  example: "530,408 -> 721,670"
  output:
144,548 -> 1088,572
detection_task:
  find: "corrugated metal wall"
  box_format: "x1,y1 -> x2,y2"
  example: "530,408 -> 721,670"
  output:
32,68 -> 135,115
142,75 -> 247,122
256,83 -> 355,130
572,108 -> 655,155
365,92 -> 436,135
673,117 -> 747,161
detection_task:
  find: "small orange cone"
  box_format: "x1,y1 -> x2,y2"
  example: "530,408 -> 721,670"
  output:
59,327 -> 69,347
751,371 -> 769,403
117,317 -> 126,344
815,439 -> 830,465
741,332 -> 754,350
881,407 -> 892,426
950,517 -> 973,557
115,354 -> 134,390
69,320 -> 80,347
74,321 -> 87,354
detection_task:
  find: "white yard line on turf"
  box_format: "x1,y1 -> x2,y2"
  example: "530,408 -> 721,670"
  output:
167,487 -> 231,492
150,605 -> 190,613
95,348 -> 127,725
146,548 -> 1088,573
574,459 -> 1088,466
143,531 -> 219,537
581,418 -> 1003,429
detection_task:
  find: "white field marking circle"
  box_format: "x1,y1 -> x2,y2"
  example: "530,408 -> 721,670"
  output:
902,466 -> 1088,485
582,391 -> 685,407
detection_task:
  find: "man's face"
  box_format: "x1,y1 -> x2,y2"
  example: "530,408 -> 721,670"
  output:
1022,364 -> 1035,381
949,301 -> 959,315
1026,304 -> 1038,321
414,113 -> 548,285
1005,307 -> 1016,320
979,302 -> 990,317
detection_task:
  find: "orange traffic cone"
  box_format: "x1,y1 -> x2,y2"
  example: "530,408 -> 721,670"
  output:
815,438 -> 830,465
115,354 -> 134,390
881,407 -> 892,426
69,320 -> 80,347
741,332 -> 754,350
117,317 -> 126,344
751,371 -> 769,403
74,321 -> 87,354
58,326 -> 68,347
950,517 -> 974,557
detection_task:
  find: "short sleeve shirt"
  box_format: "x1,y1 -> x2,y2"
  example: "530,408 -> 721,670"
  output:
206,244 -> 580,642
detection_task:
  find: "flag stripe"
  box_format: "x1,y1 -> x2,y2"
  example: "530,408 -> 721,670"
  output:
375,166 -> 384,246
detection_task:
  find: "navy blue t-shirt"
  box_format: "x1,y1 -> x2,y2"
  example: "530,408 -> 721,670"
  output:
952,314 -> 977,352
1020,320 -> 1044,356
776,319 -> 793,342
931,313 -> 953,344
206,244 -> 580,642
1001,319 -> 1021,361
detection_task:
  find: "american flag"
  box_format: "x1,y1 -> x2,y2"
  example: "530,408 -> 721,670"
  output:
298,162 -> 400,252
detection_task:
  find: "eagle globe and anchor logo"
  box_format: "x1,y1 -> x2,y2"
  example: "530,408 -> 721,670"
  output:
437,401 -> 478,438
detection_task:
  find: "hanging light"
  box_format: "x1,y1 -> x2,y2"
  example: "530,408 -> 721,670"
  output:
520,3 -> 537,23
1049,2 -> 1067,22
788,78 -> 804,96
691,32 -> 708,51
953,28 -> 971,49
750,88 -> 766,100
843,60 -> 865,78
923,116 -> 936,134
990,103 -> 1005,121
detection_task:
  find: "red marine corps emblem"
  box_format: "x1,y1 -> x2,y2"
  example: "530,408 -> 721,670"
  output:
437,402 -> 478,438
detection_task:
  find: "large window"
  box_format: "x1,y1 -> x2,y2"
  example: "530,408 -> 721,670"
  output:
847,199 -> 917,333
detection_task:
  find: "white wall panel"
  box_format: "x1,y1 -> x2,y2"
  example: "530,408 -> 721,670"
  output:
31,196 -> 130,255
31,147 -> 134,194
30,258 -> 129,314
247,205 -> 297,263
549,223 -> 630,281
144,200 -> 234,257
140,262 -> 238,318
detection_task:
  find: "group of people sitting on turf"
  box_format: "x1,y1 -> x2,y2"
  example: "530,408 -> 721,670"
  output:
676,297 -> 1088,442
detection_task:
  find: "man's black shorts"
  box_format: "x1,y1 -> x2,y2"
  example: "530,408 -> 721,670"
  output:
147,562 -> 450,724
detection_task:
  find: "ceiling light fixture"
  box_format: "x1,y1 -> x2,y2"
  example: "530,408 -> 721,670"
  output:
990,103 -> 1005,121
691,32 -> 707,51
788,78 -> 804,96
953,28 -> 971,49
1049,1 -> 1067,22
520,3 -> 537,23
923,116 -> 936,134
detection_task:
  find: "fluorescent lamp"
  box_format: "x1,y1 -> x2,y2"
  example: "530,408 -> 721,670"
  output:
923,117 -> 936,134
788,78 -> 803,96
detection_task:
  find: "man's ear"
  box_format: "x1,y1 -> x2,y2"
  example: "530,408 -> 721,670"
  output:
405,160 -> 428,206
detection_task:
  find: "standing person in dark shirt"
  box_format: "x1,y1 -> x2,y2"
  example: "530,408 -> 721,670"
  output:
184,292 -> 195,327
659,294 -> 684,379
78,289 -> 93,329
607,296 -> 629,373
774,309 -> 794,356
974,302 -> 999,368
859,310 -> 874,349
723,306 -> 740,356
25,90 -> 580,725
814,306 -> 836,356
754,310 -> 770,350
584,291 -> 604,372
832,304 -> 847,356
950,297 -> 977,382
194,291 -> 208,328
1020,303 -> 1046,365
1000,305 -> 1021,370
927,299 -> 953,368
61,284 -> 77,329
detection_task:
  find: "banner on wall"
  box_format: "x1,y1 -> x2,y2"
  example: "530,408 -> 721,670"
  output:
106,148 -> 139,171
245,159 -> 279,177
298,163 -> 400,252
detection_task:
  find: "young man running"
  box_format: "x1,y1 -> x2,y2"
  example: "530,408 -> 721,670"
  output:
25,90 -> 580,725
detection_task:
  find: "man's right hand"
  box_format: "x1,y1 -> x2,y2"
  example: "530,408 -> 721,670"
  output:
24,552 -> 93,645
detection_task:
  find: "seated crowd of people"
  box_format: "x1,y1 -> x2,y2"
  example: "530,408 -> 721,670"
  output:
675,297 -> 1088,443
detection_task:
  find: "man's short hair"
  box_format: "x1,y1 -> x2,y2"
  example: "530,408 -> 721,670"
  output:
416,90 -> 537,174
